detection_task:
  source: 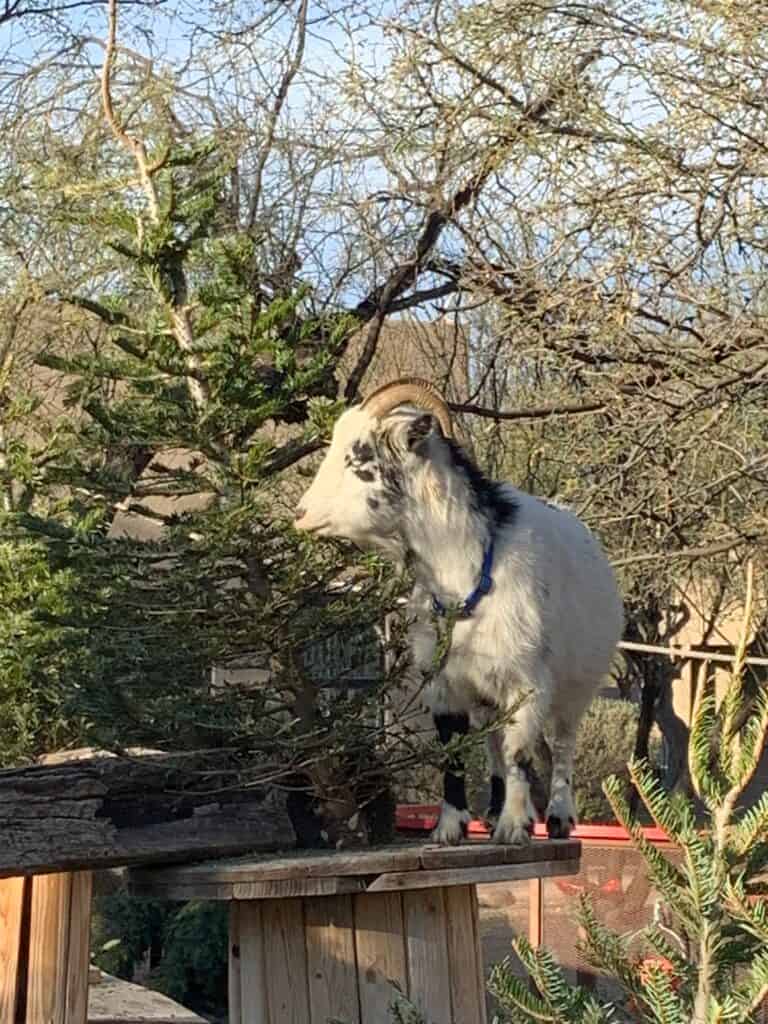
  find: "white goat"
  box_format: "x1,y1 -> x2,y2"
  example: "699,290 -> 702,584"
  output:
295,379 -> 623,846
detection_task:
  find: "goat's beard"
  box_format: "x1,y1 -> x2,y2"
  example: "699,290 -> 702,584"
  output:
322,522 -> 409,568
370,532 -> 411,565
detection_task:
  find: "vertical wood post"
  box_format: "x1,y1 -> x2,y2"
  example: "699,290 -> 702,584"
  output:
528,877 -> 543,948
64,873 -> 93,1024
228,903 -> 242,1024
0,877 -> 27,1023
0,871 -> 92,1024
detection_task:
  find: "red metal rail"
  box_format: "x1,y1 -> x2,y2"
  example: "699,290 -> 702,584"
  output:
396,805 -> 671,844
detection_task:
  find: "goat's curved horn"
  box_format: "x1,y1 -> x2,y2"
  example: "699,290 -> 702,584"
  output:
361,377 -> 453,438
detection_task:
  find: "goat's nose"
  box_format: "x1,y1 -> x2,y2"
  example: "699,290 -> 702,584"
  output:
295,505 -> 306,522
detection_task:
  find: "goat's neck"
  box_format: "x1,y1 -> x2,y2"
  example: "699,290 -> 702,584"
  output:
402,489 -> 491,607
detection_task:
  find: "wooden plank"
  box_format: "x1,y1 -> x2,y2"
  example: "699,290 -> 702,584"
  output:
404,890 -> 452,1023
0,876 -> 26,1024
233,878 -> 366,900
419,840 -> 580,870
528,877 -> 543,947
132,844 -> 423,890
262,900 -> 310,1024
238,903 -> 268,1024
131,882 -> 239,902
469,884 -> 489,1024
354,893 -> 407,1023
305,895 -> 360,1024
129,840 -> 581,899
444,886 -> 486,1024
65,871 -> 92,1024
366,858 -> 581,892
228,903 -> 242,1024
133,877 -> 367,902
26,872 -> 72,1024
0,750 -> 293,878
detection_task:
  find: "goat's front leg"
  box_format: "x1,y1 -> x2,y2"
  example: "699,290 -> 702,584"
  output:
431,711 -> 471,845
493,699 -> 543,846
485,729 -> 505,829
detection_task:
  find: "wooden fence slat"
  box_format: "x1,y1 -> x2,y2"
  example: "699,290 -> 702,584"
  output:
353,893 -> 407,1023
403,889 -> 452,1024
262,901 -> 310,1024
0,877 -> 26,1024
26,872 -> 72,1024
445,886 -> 486,1024
64,872 -> 92,1024
528,877 -> 543,947
238,903 -> 268,1024
469,883 -> 489,1024
228,903 -> 243,1024
305,895 -> 360,1024
367,858 -> 580,892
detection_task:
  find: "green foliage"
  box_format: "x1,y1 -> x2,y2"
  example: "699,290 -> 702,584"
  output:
91,884 -> 170,981
91,883 -> 228,1016
2,110 -> 407,1024
489,939 -> 619,1024
152,902 -> 229,1014
573,697 -> 657,824
489,575 -> 768,1023
0,537 -> 88,763
0,127 -> 408,838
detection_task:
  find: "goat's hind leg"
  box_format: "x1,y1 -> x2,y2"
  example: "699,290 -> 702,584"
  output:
431,711 -> 471,845
545,715 -> 578,839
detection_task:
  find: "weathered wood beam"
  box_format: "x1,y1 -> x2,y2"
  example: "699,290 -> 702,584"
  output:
0,749 -> 294,878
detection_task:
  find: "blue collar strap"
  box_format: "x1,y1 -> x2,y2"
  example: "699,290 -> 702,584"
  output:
432,538 -> 495,618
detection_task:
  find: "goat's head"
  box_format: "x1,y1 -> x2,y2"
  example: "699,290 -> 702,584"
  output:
294,378 -> 454,550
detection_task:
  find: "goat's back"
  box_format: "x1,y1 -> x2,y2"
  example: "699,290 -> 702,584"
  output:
492,487 -> 623,689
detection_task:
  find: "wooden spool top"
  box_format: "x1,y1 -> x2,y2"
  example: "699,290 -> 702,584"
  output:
128,838 -> 580,901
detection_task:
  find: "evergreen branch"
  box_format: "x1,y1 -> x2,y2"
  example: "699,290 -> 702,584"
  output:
487,956 -> 555,1022
729,687 -> 768,798
59,294 -> 134,330
731,949 -> 768,1019
720,562 -> 756,785
625,761 -> 719,924
703,575 -> 766,884
643,924 -> 690,970
721,877 -> 768,945
687,667 -> 725,809
261,437 -> 325,476
577,896 -> 644,1002
602,774 -> 695,927
509,936 -> 614,1023
627,758 -> 696,845
641,960 -> 686,1024
733,790 -> 768,856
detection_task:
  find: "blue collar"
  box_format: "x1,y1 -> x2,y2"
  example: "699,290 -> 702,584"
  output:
431,538 -> 495,618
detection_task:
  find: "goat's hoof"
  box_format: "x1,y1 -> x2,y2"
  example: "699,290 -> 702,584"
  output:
431,806 -> 470,845
546,814 -> 575,840
483,810 -> 500,833
492,819 -> 534,847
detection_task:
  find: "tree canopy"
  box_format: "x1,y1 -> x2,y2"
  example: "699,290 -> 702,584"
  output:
0,0 -> 766,800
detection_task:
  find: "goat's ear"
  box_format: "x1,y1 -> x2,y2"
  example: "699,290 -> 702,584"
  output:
407,414 -> 437,451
